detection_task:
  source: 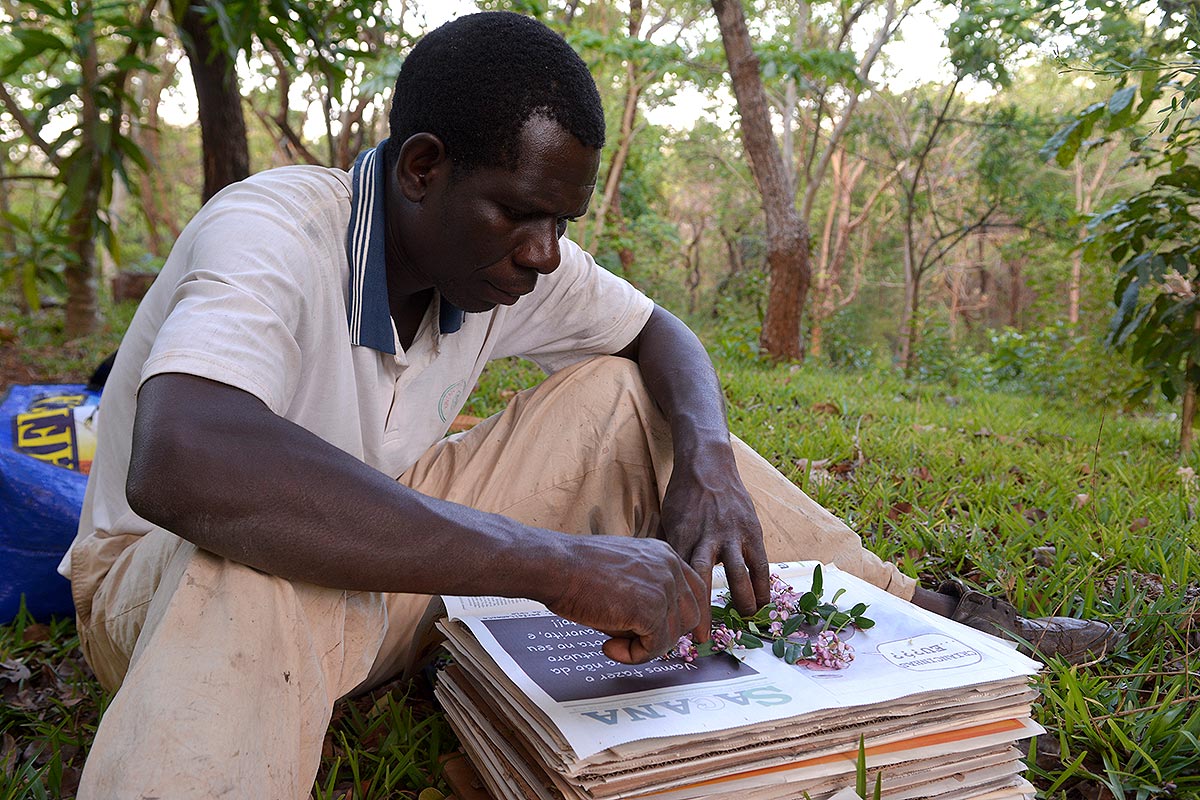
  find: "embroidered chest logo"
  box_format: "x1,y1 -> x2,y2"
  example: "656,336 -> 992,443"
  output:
438,379 -> 468,423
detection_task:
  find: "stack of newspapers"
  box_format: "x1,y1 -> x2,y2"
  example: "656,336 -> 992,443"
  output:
435,562 -> 1042,800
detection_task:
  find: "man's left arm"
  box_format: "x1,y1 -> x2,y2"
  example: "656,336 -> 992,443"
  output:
615,304 -> 772,637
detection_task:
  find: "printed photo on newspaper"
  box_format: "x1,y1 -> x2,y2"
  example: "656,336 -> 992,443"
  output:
440,562 -> 1040,760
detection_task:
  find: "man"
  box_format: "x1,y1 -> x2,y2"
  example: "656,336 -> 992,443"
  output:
65,12 -> 1115,798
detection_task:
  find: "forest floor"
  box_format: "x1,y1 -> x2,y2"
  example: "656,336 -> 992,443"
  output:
2,308 -> 1198,799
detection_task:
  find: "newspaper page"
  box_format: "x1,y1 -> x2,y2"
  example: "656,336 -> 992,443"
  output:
442,562 -> 1039,760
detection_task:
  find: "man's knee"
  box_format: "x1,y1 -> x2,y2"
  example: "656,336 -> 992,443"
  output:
529,356 -> 657,422
80,536 -> 387,695
550,355 -> 646,395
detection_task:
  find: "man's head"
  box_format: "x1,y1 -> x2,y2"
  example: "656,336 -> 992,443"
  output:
387,11 -> 605,173
384,12 -> 606,314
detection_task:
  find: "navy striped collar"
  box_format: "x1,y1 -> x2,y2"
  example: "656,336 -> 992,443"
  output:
345,140 -> 464,355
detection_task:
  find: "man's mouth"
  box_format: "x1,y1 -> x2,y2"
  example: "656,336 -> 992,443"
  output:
485,281 -> 525,305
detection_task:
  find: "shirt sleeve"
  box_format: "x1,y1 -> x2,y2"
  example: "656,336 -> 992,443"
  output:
139,179 -> 331,414
490,237 -> 654,373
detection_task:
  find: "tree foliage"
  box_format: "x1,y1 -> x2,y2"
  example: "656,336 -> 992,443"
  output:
1045,8 -> 1200,450
0,0 -> 159,334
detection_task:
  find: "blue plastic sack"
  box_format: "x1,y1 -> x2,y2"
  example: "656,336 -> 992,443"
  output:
0,384 -> 99,622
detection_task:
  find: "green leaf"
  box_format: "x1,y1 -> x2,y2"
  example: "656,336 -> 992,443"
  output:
856,736 -> 868,798
113,131 -> 150,173
772,638 -> 786,658
782,615 -> 804,637
1108,279 -> 1142,346
21,260 -> 41,311
1106,85 -> 1137,131
827,611 -> 851,631
811,564 -> 823,597
739,632 -> 764,649
0,29 -> 71,78
1041,103 -> 1104,166
1155,165 -> 1200,191
1137,67 -> 1162,114
13,28 -> 69,51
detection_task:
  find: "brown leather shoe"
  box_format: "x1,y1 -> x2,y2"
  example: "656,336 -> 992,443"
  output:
939,580 -> 1121,665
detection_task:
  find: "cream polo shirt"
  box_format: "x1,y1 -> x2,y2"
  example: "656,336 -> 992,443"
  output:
59,143 -> 654,580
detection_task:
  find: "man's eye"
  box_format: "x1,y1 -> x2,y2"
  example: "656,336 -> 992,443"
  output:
557,217 -> 578,237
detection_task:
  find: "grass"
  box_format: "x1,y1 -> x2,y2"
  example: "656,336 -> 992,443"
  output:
2,312 -> 1198,799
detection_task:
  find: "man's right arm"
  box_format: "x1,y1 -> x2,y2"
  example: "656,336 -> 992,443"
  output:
127,372 -> 705,664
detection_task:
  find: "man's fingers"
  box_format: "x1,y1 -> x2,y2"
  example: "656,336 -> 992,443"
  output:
747,553 -> 772,609
603,636 -> 637,664
681,558 -> 711,643
724,552 -> 759,617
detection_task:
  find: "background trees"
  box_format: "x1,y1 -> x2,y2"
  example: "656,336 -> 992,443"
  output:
4,7 -> 1200,796
0,0 -> 158,335
1047,10 -> 1200,451
1,0 -> 1196,445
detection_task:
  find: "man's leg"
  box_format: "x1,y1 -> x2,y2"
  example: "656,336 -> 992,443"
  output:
394,355 -> 1115,666
398,356 -> 914,594
74,529 -> 404,799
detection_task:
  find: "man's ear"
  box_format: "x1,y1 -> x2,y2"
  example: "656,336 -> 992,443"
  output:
394,133 -> 450,202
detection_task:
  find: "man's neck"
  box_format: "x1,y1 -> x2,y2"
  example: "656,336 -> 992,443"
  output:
388,287 -> 433,352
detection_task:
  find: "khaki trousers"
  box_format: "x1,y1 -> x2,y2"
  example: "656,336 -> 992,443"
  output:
75,356 -> 914,799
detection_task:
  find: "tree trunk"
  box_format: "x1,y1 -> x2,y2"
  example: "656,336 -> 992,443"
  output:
713,0 -> 810,361
586,0 -> 643,252
1069,142 -> 1116,325
897,207 -> 920,373
65,3 -> 102,337
1182,381 -> 1197,455
809,319 -> 825,359
721,229 -> 744,277
1070,160 -> 1087,326
1182,307 -> 1200,454
612,191 -> 636,281
101,172 -> 129,290
174,1 -> 250,202
685,222 -> 704,314
0,142 -> 14,256
135,57 -> 181,255
1007,256 -> 1023,328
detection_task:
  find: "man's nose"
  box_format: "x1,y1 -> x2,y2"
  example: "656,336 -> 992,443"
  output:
516,219 -> 561,274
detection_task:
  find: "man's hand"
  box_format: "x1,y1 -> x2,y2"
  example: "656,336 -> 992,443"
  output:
615,304 -> 773,643
542,536 -> 708,664
659,447 -> 771,638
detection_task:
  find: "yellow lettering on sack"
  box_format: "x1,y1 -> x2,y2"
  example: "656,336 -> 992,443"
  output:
15,407 -> 79,470
29,394 -> 87,411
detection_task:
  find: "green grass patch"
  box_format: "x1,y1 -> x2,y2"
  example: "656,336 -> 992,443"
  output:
2,331 -> 1197,798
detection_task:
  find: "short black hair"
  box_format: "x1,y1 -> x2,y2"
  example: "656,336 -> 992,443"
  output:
387,12 -> 605,172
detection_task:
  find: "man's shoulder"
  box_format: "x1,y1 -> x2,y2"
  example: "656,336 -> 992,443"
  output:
199,166 -> 351,222
243,164 -> 351,191
233,165 -> 352,211
191,166 -> 353,251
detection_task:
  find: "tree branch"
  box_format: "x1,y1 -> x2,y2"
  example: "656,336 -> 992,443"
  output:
917,201 -> 1000,274
0,173 -> 56,182
0,83 -> 62,169
802,0 -> 902,218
